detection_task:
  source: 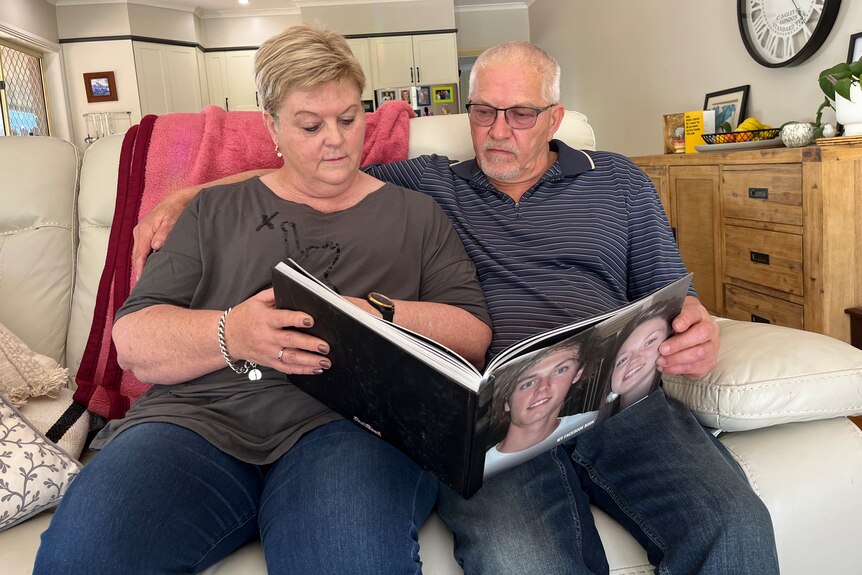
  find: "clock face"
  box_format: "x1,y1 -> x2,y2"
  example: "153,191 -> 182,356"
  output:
738,0 -> 842,67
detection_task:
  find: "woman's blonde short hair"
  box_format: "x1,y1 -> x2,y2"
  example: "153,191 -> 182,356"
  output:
255,24 -> 365,122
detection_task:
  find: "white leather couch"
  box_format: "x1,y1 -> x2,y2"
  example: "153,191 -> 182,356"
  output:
1,112 -> 861,575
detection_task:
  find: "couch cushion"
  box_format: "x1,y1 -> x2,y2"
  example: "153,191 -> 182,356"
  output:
663,318 -> 862,431
0,137 -> 79,366
66,135 -> 124,380
0,395 -> 81,532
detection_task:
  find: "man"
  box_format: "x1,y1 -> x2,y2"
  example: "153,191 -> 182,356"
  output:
133,41 -> 778,574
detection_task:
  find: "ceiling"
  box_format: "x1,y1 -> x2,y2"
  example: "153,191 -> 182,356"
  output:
140,0 -> 532,14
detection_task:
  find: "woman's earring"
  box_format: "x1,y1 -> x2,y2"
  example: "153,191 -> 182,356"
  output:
605,391 -> 619,403
275,144 -> 283,158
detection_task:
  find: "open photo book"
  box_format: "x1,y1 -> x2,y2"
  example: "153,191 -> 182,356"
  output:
273,259 -> 692,498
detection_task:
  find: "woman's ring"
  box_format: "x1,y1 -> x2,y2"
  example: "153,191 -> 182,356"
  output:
277,347 -> 286,362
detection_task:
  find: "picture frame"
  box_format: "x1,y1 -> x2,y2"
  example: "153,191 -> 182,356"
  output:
416,86 -> 431,107
432,85 -> 454,104
848,31 -> 862,63
83,71 -> 118,103
703,85 -> 749,130
662,113 -> 686,154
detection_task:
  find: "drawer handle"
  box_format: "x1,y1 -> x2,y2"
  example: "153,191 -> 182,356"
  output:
748,187 -> 769,200
750,251 -> 770,265
751,314 -> 771,324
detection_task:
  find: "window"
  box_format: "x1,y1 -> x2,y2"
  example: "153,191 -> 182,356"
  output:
0,40 -> 50,137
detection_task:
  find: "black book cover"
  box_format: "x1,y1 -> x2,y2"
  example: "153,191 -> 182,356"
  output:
272,262 -> 492,497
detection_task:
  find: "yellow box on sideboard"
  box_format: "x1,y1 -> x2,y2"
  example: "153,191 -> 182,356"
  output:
684,110 -> 715,153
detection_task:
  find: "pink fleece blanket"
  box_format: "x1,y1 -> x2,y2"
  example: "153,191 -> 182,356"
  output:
74,101 -> 415,420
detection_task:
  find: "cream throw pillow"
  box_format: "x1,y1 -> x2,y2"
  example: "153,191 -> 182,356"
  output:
663,318 -> 862,431
0,323 -> 68,407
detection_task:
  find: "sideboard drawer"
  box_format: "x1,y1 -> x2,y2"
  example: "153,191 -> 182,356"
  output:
724,225 -> 803,296
724,284 -> 804,329
722,164 -> 802,226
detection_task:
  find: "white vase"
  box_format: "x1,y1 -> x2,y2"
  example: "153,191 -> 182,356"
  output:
835,81 -> 862,136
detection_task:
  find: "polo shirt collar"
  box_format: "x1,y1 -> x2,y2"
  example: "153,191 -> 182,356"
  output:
449,139 -> 595,183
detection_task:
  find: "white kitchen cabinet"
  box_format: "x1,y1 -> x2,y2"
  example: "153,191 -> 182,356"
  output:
133,41 -> 203,115
370,33 -> 458,88
205,50 -> 259,111
345,38 -> 374,101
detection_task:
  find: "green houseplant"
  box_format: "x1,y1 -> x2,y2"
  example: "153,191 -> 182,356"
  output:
815,57 -> 862,135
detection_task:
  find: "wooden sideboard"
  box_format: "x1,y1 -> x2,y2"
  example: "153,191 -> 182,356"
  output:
632,143 -> 862,344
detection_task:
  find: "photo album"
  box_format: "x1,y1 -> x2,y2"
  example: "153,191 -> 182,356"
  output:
273,259 -> 692,497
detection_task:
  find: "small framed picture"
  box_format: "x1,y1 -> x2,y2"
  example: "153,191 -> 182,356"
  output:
703,85 -> 749,130
83,71 -> 118,103
663,113 -> 686,154
416,86 -> 431,107
848,31 -> 862,63
432,86 -> 454,103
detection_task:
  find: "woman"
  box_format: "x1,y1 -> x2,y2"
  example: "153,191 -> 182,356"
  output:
35,25 -> 491,574
483,334 -> 597,480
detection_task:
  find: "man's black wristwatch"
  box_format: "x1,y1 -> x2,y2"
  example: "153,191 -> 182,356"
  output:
367,292 -> 395,322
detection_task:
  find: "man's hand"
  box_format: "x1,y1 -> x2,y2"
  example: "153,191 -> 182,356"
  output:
132,194 -> 188,279
656,296 -> 719,379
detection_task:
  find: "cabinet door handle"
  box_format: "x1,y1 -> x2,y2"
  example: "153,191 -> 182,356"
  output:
410,67 -> 414,83
416,67 -> 420,83
225,97 -> 229,111
751,314 -> 771,324
255,92 -> 259,107
748,187 -> 769,199
750,251 -> 770,265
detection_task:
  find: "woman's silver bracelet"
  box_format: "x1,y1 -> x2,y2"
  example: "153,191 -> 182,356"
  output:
218,308 -> 260,380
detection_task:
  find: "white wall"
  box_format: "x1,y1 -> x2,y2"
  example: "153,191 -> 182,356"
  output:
62,40 -> 142,149
200,14 -> 301,49
455,5 -> 529,56
529,0 -> 862,156
0,0 -> 58,43
127,3 -> 199,44
56,3 -> 131,38
301,0 -> 455,36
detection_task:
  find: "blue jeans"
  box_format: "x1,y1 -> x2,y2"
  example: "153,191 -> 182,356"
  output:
35,420 -> 437,574
438,389 -> 779,575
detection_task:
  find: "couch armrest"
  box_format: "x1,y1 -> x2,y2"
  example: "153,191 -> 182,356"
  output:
720,418 -> 862,575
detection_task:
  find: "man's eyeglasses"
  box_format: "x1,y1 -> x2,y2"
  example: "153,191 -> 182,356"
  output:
465,103 -> 556,130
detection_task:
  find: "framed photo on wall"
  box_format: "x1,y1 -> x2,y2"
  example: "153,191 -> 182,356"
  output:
703,85 -> 749,130
432,86 -> 454,103
849,31 -> 862,63
83,71 -> 118,103
417,86 -> 431,106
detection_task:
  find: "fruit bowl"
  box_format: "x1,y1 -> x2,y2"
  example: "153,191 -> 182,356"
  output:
701,129 -> 780,144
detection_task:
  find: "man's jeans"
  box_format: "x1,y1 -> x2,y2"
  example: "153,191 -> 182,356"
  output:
439,389 -> 780,575
35,419 -> 438,574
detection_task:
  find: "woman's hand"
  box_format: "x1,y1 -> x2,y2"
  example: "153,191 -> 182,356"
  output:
226,288 -> 332,375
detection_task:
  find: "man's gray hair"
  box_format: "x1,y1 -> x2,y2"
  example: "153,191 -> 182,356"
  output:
468,41 -> 560,104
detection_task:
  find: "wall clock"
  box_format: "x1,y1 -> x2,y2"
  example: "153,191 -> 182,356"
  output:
738,0 -> 842,67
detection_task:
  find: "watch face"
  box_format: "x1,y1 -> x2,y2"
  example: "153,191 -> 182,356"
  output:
738,0 -> 841,67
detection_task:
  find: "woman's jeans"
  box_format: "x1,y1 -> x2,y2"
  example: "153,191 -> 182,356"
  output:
35,419 -> 438,574
439,389 -> 780,575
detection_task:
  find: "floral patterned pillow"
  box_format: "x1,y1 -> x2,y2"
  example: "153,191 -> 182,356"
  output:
0,394 -> 81,532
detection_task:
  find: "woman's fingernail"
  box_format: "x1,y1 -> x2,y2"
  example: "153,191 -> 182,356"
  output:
313,368 -> 323,375
319,359 -> 331,369
318,344 -> 329,354
303,317 -> 313,327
